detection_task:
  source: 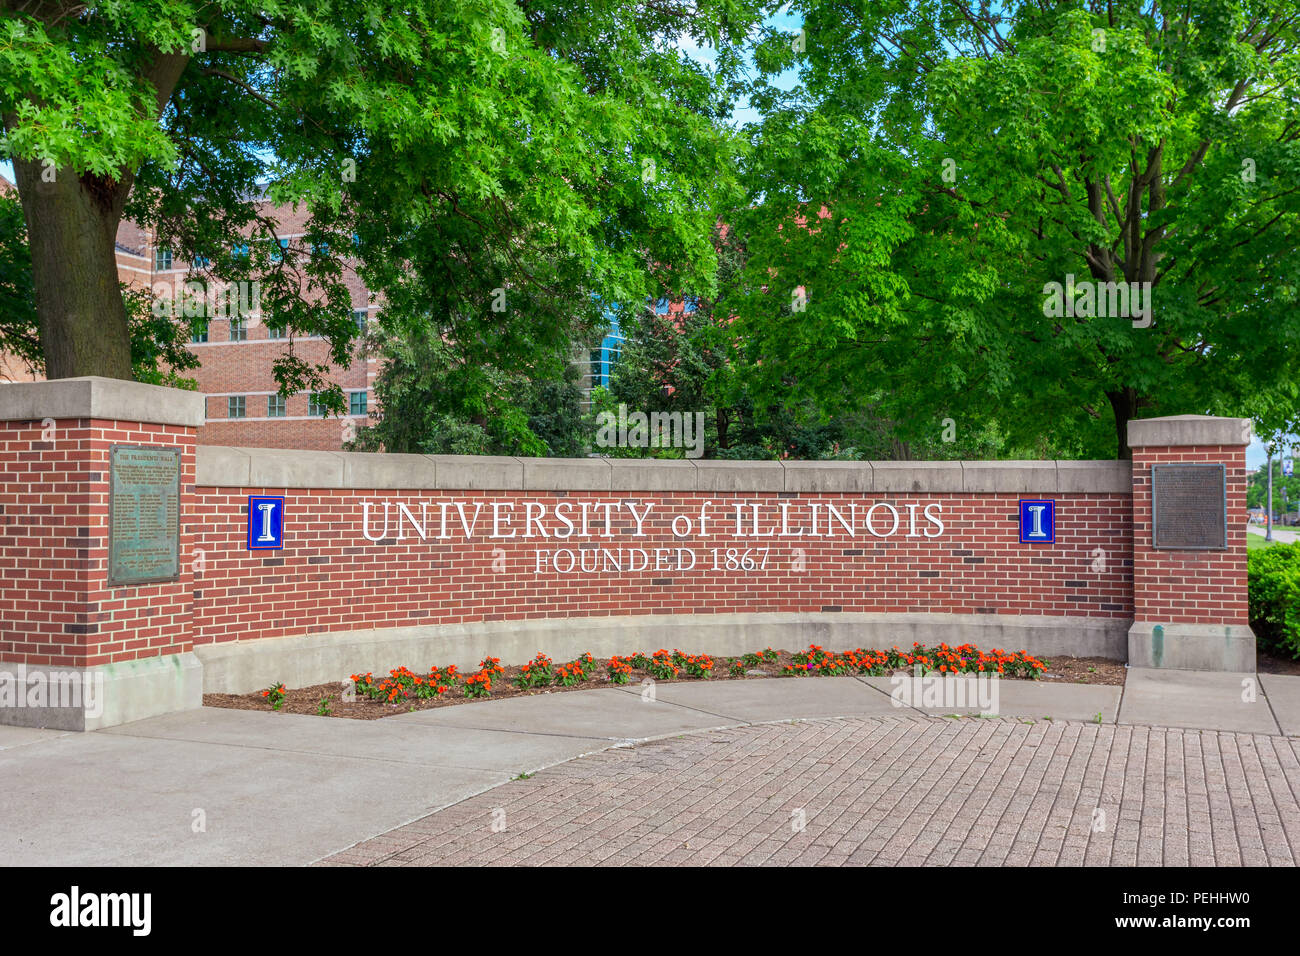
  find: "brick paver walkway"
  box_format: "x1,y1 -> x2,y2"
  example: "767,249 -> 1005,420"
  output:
322,715 -> 1300,866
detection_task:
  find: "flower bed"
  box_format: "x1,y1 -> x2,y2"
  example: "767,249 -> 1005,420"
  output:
202,642 -> 1124,720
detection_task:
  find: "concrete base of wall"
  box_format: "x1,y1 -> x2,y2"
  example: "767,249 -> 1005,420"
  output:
194,612 -> 1131,694
0,652 -> 203,731
1127,622 -> 1257,673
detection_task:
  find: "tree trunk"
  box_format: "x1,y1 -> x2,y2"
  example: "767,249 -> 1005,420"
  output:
1106,387 -> 1139,460
10,158 -> 134,380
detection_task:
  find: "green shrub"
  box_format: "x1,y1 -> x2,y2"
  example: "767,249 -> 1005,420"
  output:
1248,542 -> 1300,658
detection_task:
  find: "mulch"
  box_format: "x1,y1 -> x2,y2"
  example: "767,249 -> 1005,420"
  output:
203,651 -> 1130,720
1258,649 -> 1300,676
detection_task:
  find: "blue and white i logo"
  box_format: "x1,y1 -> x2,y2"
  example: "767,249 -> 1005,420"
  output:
247,495 -> 285,550
1019,499 -> 1055,543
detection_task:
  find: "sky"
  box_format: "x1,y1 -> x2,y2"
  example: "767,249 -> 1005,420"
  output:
1248,435 -> 1297,470
676,7 -> 804,128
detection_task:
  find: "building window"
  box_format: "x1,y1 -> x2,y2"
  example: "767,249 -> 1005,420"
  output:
267,395 -> 286,418
352,309 -> 368,332
308,393 -> 328,417
267,324 -> 286,340
192,254 -> 211,268
229,317 -> 247,342
190,320 -> 208,344
154,247 -> 173,270
589,336 -> 623,388
227,396 -> 246,419
349,391 -> 368,416
270,238 -> 288,262
232,243 -> 249,260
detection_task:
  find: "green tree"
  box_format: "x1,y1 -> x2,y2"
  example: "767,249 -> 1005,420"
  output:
1,1 -> 762,409
735,0 -> 1300,459
1247,457 -> 1300,512
1,189 -> 199,384
604,223 -> 1060,460
0,188 -> 36,374
348,321 -> 589,456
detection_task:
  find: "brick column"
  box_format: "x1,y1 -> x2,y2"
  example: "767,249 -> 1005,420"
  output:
1127,415 -> 1255,671
0,377 -> 205,729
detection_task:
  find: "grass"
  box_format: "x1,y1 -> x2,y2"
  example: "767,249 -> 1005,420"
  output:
1247,530 -> 1293,552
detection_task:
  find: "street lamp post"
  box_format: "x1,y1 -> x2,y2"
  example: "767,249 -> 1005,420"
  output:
1267,443 -> 1274,542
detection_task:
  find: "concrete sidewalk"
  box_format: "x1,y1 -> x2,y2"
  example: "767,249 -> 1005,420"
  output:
1248,524 -> 1300,544
0,668 -> 1295,866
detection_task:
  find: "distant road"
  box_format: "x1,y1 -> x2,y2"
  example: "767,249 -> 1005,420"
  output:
1248,524 -> 1300,544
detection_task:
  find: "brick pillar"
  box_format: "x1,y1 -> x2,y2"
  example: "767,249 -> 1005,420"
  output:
0,377 -> 205,729
1127,415 -> 1255,671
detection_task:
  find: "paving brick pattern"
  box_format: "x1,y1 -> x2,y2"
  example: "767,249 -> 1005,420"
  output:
322,715 -> 1300,866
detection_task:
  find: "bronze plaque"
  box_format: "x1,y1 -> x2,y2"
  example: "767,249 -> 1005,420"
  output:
108,445 -> 181,585
1151,463 -> 1226,550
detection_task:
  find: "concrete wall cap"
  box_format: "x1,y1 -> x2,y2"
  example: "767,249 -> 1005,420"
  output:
869,460 -> 964,492
519,457 -> 613,491
782,460 -> 874,493
1127,415 -> 1252,448
0,376 -> 205,428
1056,460 -> 1131,494
195,446 -> 252,486
959,461 -> 1057,493
426,455 -> 524,490
608,458 -> 698,491
694,459 -> 785,492
193,449 -> 1143,494
340,452 -> 438,489
247,448 -> 345,489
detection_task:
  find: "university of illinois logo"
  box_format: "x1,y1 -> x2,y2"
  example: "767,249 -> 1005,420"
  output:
1019,499 -> 1055,544
247,495 -> 285,550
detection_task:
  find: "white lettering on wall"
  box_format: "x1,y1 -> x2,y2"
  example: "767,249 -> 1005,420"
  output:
354,498 -> 969,574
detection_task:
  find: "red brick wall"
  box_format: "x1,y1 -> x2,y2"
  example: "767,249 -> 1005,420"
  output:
1131,444 -> 1249,625
0,417 -> 194,667
199,415 -> 358,451
185,308 -> 375,451
189,489 -> 1134,647
194,325 -> 372,451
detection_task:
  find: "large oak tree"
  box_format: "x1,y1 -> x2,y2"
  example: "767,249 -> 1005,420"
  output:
1,1 -> 761,410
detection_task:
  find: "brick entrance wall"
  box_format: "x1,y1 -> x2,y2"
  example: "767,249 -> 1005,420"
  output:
0,378 -> 1256,728
0,416 -> 196,668
189,488 -> 1134,649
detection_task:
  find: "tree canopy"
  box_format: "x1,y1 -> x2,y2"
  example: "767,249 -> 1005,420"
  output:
1,0 -> 763,412
731,0 -> 1300,458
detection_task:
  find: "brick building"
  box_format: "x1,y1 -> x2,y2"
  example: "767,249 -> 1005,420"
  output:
122,193 -> 379,450
1,174 -> 377,449
4,172 -> 668,445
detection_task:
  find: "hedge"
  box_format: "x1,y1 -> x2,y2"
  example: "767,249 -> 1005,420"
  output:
1248,542 -> 1300,659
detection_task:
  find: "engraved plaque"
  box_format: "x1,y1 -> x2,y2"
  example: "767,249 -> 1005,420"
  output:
108,445 -> 181,585
1151,463 -> 1226,550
